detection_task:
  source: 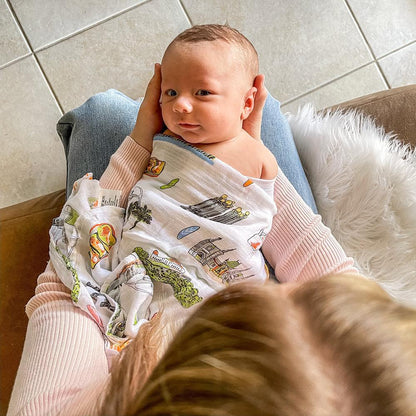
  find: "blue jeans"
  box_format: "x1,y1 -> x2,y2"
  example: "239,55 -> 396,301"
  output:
57,89 -> 317,213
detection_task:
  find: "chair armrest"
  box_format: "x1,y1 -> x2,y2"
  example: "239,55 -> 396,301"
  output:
0,189 -> 65,413
329,84 -> 416,148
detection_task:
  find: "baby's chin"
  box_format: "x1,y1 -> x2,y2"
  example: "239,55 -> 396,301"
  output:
165,126 -> 223,145
169,129 -> 206,144
178,134 -> 215,145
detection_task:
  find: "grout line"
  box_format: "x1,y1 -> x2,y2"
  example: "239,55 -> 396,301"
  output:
377,39 -> 416,60
0,52 -> 32,70
32,54 -> 65,115
343,0 -> 390,89
343,0 -> 376,58
280,62 -> 378,106
32,0 -> 153,54
177,0 -> 193,26
4,0 -> 152,114
4,0 -> 65,114
4,0 -> 32,51
281,36 -> 416,106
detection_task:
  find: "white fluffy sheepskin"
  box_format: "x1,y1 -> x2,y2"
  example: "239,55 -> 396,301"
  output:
287,105 -> 416,307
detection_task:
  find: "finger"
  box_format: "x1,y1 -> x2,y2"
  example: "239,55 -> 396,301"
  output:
144,63 -> 162,104
253,74 -> 267,111
153,62 -> 161,85
253,73 -> 264,91
243,74 -> 266,140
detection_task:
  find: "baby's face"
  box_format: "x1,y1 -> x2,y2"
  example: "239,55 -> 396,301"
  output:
161,41 -> 253,145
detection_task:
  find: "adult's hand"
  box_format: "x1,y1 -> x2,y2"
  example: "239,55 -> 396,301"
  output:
130,63 -> 163,152
242,74 -> 267,141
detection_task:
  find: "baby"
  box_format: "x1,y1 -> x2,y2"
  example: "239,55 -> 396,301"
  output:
50,25 -> 279,348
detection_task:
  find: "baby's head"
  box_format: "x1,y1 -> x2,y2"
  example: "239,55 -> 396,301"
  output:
166,25 -> 259,85
160,25 -> 260,145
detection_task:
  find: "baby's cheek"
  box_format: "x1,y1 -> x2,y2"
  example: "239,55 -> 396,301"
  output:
161,107 -> 173,126
161,105 -> 168,119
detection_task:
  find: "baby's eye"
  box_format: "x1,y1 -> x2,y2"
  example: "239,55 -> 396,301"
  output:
196,90 -> 211,96
166,89 -> 177,97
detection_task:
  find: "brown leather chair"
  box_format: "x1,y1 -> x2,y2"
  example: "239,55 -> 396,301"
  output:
1,85 -> 415,414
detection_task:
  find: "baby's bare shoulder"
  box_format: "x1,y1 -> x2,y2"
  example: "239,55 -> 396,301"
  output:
244,135 -> 278,180
260,144 -> 278,180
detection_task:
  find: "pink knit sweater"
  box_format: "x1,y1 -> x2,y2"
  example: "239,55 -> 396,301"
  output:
7,137 -> 356,415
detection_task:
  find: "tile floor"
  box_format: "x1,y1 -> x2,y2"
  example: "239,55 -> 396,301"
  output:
1,0 -> 415,208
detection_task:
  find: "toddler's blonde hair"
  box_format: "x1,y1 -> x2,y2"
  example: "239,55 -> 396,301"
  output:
101,274 -> 416,415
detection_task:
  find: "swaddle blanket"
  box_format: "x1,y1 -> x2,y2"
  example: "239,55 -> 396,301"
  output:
49,134 -> 276,351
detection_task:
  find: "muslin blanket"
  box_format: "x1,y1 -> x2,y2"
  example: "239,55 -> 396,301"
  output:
49,134 -> 276,351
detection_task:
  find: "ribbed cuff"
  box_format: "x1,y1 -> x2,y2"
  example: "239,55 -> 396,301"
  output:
99,136 -> 151,207
263,169 -> 356,282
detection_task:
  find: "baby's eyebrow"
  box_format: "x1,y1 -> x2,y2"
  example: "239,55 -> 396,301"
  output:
195,79 -> 220,88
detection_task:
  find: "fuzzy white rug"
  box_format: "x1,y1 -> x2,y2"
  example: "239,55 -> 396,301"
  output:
287,105 -> 416,308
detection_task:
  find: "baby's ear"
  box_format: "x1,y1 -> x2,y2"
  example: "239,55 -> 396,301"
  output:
241,87 -> 257,120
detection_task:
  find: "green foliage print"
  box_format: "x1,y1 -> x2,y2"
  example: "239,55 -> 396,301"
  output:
134,247 -> 202,308
127,201 -> 152,230
55,246 -> 80,303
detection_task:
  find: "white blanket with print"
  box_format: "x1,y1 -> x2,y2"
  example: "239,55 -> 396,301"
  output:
49,134 -> 276,350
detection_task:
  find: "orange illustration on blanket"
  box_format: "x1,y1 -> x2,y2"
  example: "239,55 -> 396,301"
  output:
89,223 -> 117,269
144,157 -> 166,177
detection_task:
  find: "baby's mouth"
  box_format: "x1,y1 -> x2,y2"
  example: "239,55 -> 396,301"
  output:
178,123 -> 200,130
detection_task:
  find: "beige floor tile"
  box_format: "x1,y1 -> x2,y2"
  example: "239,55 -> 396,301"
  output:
378,43 -> 416,88
0,0 -> 29,66
0,56 -> 65,208
281,64 -> 387,114
10,0 -> 147,50
347,0 -> 416,57
181,0 -> 372,102
37,0 -> 190,112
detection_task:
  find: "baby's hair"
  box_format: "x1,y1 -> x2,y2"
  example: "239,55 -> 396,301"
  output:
164,24 -> 259,83
100,274 -> 416,415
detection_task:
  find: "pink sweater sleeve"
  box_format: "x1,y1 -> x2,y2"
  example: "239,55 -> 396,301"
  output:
7,264 -> 109,416
262,169 -> 357,282
99,135 -> 151,207
7,137 -> 150,416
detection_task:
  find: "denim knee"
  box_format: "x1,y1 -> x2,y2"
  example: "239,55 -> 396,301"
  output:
62,89 -> 140,140
79,89 -> 137,120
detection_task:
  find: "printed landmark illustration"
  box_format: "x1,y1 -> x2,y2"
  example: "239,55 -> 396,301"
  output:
181,194 -> 250,224
188,237 -> 254,284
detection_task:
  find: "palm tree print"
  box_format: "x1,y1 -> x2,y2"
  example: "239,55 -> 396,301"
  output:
127,187 -> 153,230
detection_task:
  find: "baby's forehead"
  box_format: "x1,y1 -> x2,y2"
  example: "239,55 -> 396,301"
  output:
163,40 -> 254,78
165,39 -> 235,57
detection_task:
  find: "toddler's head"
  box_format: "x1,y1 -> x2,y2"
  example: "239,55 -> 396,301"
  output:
101,274 -> 416,416
160,25 -> 259,145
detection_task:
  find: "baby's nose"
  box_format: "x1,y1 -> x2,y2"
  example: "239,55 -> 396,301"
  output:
173,96 -> 192,113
